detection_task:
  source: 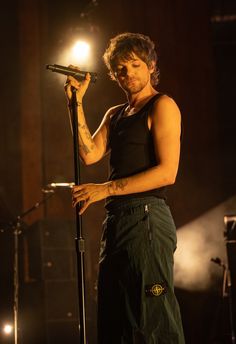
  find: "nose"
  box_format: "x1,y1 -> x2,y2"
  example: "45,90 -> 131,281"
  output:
125,66 -> 135,78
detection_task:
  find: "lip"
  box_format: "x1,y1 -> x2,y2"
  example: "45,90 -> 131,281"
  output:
126,78 -> 137,85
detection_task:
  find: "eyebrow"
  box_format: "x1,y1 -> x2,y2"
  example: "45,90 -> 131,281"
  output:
116,59 -> 140,67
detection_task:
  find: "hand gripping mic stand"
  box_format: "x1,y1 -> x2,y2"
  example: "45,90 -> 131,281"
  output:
70,88 -> 87,344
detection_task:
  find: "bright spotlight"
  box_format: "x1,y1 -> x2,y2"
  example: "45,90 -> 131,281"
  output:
3,323 -> 13,335
72,41 -> 90,64
54,38 -> 94,83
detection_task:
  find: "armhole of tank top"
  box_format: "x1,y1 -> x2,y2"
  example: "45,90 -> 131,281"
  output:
151,93 -> 183,143
146,93 -> 165,132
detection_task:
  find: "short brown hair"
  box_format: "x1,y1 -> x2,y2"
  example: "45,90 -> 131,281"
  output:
103,32 -> 160,86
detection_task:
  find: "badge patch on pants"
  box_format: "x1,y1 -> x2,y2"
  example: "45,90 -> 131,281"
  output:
145,283 -> 167,297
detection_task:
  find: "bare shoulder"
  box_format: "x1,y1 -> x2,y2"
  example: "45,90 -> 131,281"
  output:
153,94 -> 180,114
151,94 -> 181,128
150,94 -> 180,124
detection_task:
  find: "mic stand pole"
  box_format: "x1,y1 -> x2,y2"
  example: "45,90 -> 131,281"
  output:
223,216 -> 236,344
224,246 -> 236,344
13,216 -> 20,344
70,88 -> 87,344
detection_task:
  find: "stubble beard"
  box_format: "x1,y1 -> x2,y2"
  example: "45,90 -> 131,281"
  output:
122,76 -> 150,95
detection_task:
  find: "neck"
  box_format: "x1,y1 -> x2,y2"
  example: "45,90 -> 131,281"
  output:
127,85 -> 158,110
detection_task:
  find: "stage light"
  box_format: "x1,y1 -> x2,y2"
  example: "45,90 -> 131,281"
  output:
2,323 -> 13,335
53,38 -> 94,84
72,41 -> 90,64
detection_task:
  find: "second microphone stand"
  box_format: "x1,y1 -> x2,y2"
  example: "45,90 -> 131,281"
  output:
1,191 -> 55,344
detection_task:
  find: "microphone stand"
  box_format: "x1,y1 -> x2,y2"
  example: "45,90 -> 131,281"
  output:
211,255 -> 235,343
70,88 -> 87,344
224,244 -> 236,344
1,191 -> 55,344
224,216 -> 236,344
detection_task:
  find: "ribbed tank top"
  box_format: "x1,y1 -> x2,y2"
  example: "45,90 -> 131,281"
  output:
106,93 -> 167,205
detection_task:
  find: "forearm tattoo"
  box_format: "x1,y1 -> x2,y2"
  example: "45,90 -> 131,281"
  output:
78,122 -> 95,155
78,132 -> 90,155
108,178 -> 128,195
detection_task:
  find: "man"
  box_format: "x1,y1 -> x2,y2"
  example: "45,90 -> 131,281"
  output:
65,32 -> 185,344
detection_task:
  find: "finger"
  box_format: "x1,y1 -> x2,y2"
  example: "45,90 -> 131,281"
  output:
79,200 -> 90,215
73,194 -> 86,207
65,76 -> 82,90
75,73 -> 91,91
68,64 -> 80,71
72,197 -> 83,208
65,75 -> 75,86
67,75 -> 79,83
72,193 -> 89,207
72,188 -> 86,197
83,73 -> 91,86
72,198 -> 81,208
85,73 -> 91,80
64,81 -> 71,91
72,185 -> 84,193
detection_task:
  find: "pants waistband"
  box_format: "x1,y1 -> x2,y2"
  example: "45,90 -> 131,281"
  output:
105,196 -> 166,214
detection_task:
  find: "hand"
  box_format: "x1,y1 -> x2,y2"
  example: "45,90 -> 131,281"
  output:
72,182 -> 110,215
64,65 -> 91,103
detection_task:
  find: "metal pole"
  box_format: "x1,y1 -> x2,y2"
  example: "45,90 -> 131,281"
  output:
13,219 -> 20,344
71,88 -> 87,344
10,192 -> 55,344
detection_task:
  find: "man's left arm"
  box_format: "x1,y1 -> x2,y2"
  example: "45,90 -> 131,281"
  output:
73,95 -> 181,214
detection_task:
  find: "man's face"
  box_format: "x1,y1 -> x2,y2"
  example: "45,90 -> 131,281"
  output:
113,53 -> 154,94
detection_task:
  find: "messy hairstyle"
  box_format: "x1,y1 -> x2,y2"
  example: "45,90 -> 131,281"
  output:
103,32 -> 160,86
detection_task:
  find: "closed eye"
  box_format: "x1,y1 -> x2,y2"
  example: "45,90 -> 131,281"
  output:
115,66 -> 127,76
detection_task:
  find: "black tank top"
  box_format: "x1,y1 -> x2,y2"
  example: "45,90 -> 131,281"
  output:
106,93 -> 167,205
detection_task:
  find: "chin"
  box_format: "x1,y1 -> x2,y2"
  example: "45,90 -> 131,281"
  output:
125,84 -> 142,93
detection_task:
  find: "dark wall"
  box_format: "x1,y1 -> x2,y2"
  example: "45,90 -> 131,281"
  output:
0,0 -> 235,343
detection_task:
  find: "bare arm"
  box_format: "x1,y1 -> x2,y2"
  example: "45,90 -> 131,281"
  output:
72,95 -> 181,214
65,70 -> 121,165
72,101 -> 111,165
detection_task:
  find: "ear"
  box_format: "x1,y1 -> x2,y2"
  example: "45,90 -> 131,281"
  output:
148,60 -> 156,74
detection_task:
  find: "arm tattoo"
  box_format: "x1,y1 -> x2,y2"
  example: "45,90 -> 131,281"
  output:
108,178 -> 128,195
78,132 -> 90,155
78,122 -> 95,154
115,179 -> 128,190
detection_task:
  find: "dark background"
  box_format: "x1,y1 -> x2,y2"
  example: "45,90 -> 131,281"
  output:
0,0 -> 236,343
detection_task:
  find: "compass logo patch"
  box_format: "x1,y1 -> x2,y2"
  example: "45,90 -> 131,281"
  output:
145,283 -> 167,297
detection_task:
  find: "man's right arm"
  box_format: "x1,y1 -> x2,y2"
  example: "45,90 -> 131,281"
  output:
74,102 -> 113,165
64,70 -> 120,165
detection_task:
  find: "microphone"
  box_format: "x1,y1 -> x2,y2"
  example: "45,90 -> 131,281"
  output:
47,182 -> 75,188
46,64 -> 97,83
42,182 -> 75,194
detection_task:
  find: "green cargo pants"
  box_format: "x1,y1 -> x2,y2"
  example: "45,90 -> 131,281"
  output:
97,196 -> 185,344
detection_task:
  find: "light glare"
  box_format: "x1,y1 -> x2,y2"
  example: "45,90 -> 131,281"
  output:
3,324 -> 13,335
72,41 -> 90,63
